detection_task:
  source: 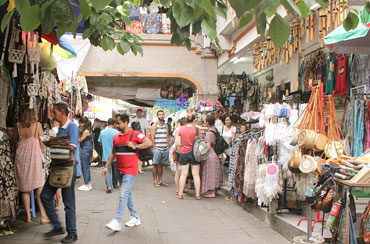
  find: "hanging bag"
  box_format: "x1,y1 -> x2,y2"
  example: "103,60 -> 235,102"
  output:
8,22 -> 26,77
49,161 -> 75,188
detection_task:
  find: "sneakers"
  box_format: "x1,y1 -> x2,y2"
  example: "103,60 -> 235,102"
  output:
106,219 -> 122,231
91,162 -> 98,167
44,227 -> 65,239
77,184 -> 92,191
61,234 -> 78,243
125,216 -> 141,227
106,188 -> 112,194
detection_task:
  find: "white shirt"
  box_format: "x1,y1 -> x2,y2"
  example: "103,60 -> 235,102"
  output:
215,119 -> 224,132
220,126 -> 236,146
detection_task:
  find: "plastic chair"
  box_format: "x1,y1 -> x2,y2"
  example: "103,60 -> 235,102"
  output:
297,211 -> 325,231
19,190 -> 36,218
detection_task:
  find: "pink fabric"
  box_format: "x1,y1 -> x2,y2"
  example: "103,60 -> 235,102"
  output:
201,131 -> 220,193
15,123 -> 44,192
178,126 -> 200,154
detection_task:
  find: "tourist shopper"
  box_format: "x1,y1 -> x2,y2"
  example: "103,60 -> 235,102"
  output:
98,118 -> 119,193
103,113 -> 152,231
201,115 -> 220,197
214,112 -> 224,131
77,116 -> 93,191
41,103 -> 79,243
172,117 -> 186,195
221,116 -> 236,162
176,113 -> 201,200
130,108 -> 149,174
167,117 -> 173,136
92,118 -> 103,167
151,110 -> 170,187
14,108 -> 48,223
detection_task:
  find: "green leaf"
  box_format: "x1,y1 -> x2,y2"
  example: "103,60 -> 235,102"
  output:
121,15 -> 131,25
20,5 -> 41,32
172,1 -> 193,28
102,13 -> 113,23
0,0 -> 7,7
79,0 -> 91,18
15,0 -> 31,15
82,28 -> 92,39
184,38 -> 191,50
366,2 -> 370,14
91,0 -> 112,11
297,1 -> 310,18
41,4 -> 55,34
280,0 -> 301,16
264,0 -> 280,17
171,32 -> 184,45
159,0 -> 171,7
269,13 -> 290,47
256,11 -> 267,36
239,12 -> 253,27
201,0 -> 216,18
136,45 -> 143,56
192,20 -> 202,34
229,0 -> 256,18
119,39 -> 131,53
201,19 -> 217,40
1,9 -> 15,33
100,35 -> 115,51
315,0 -> 329,9
131,44 -> 138,56
343,12 -> 359,31
215,5 -> 227,19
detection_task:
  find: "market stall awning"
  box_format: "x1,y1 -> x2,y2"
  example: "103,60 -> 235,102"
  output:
324,7 -> 370,54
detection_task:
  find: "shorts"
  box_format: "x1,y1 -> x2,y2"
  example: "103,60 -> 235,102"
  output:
153,148 -> 169,165
179,151 -> 200,166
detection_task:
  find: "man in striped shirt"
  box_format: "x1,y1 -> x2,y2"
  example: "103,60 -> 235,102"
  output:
150,110 -> 170,187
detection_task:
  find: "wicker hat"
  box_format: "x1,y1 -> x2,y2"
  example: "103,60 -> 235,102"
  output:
299,155 -> 317,174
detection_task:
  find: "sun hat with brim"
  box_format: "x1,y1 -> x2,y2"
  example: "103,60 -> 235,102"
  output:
299,155 -> 317,174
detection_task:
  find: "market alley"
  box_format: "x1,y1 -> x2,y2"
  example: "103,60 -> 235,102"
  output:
2,166 -> 290,244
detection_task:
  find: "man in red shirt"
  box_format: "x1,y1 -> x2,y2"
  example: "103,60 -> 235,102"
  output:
103,114 -> 152,231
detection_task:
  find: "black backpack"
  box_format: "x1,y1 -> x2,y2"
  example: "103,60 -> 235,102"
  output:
129,128 -> 153,162
210,127 -> 229,155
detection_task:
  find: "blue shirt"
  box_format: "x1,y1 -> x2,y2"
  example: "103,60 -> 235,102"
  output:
57,119 -> 79,161
98,128 -> 119,162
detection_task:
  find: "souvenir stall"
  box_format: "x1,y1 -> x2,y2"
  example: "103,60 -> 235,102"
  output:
0,15 -> 87,233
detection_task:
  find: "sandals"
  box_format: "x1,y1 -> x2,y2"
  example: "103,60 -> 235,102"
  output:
153,182 -> 160,187
178,194 -> 184,199
159,182 -> 168,187
196,195 -> 201,200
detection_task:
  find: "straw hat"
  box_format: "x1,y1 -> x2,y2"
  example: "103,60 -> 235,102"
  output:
298,130 -> 316,149
299,155 -> 317,174
315,134 -> 328,151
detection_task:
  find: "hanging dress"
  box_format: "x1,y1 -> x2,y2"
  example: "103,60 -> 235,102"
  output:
335,54 -> 348,96
352,100 -> 364,157
243,139 -> 258,199
15,123 -> 44,192
234,140 -> 247,198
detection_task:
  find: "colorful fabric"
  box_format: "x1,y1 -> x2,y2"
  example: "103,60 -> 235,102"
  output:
325,58 -> 335,95
201,131 -> 220,193
228,138 -> 240,191
243,139 -> 258,199
161,14 -> 171,34
335,54 -> 348,96
126,20 -> 143,34
143,13 -> 162,34
234,140 -> 247,198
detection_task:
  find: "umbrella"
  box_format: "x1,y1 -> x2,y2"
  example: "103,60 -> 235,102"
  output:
324,7 -> 370,54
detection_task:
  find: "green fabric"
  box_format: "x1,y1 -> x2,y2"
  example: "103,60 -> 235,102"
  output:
325,60 -> 335,95
324,7 -> 370,45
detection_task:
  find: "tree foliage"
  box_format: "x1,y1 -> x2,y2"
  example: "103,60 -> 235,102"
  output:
1,0 -> 369,55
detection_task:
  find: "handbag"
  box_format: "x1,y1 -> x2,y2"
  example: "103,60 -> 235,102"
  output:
49,161 -> 75,188
129,131 -> 153,162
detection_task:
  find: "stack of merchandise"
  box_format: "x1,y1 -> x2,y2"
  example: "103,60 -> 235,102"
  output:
44,136 -> 71,161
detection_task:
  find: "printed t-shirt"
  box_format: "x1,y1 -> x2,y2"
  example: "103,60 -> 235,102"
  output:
113,128 -> 145,176
98,128 -> 119,162
335,54 -> 348,96
178,126 -> 200,154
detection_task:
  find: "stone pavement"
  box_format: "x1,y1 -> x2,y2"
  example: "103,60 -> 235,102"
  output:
2,166 -> 290,244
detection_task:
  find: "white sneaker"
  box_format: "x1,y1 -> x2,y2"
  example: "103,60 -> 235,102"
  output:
77,184 -> 90,191
91,162 -> 98,167
125,216 -> 141,227
106,219 -> 122,231
88,184 -> 92,190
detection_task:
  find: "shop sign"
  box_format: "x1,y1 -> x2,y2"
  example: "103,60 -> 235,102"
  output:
84,112 -> 95,119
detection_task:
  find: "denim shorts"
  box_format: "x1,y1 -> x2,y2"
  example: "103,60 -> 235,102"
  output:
179,151 -> 199,166
153,148 -> 169,165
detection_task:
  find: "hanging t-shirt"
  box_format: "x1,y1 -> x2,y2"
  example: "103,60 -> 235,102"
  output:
325,59 -> 335,95
335,54 -> 348,96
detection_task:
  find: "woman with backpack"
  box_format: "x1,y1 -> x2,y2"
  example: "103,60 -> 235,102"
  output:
175,114 -> 201,200
201,115 -> 220,198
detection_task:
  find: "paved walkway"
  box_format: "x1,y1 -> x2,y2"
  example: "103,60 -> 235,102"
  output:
2,166 -> 290,244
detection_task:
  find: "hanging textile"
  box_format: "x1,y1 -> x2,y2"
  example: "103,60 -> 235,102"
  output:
365,101 -> 370,151
234,140 -> 247,198
0,129 -> 17,219
227,138 -> 240,192
243,139 -> 258,199
325,54 -> 336,95
350,54 -> 370,89
335,54 -> 348,96
142,13 -> 162,34
71,75 -> 88,115
352,100 -> 364,157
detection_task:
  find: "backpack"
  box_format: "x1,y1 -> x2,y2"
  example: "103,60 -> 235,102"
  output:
210,128 -> 229,155
192,127 -> 210,163
129,130 -> 153,162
